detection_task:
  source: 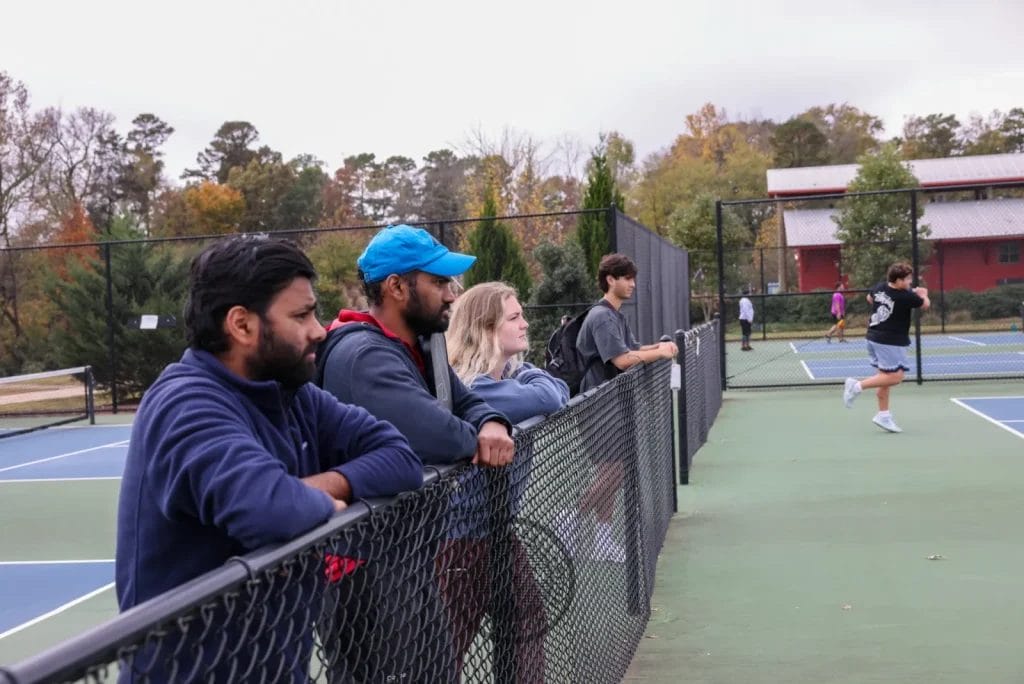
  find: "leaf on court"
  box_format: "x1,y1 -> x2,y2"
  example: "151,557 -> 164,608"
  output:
645,634 -> 660,639
842,604 -> 853,611
926,554 -> 945,561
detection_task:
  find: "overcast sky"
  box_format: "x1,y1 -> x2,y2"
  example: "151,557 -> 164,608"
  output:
3,0 -> 1022,181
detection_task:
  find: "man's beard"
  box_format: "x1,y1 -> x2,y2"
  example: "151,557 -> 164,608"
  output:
247,320 -> 317,390
403,283 -> 450,336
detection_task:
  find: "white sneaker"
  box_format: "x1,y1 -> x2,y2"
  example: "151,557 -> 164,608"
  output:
843,378 -> 861,409
592,538 -> 626,563
872,414 -> 902,433
553,509 -> 579,556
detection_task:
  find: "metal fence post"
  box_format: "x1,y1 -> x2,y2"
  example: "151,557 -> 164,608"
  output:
103,243 -> 119,413
675,330 -> 689,486
910,191 -> 923,385
759,247 -> 767,341
606,205 -> 618,253
715,201 -> 727,390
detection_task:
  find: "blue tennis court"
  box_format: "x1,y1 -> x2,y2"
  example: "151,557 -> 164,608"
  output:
802,351 -> 1024,380
951,396 -> 1024,440
792,331 -> 1024,355
0,424 -> 128,645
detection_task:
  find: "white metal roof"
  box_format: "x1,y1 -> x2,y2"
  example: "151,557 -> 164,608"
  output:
767,153 -> 1024,196
784,197 -> 1024,248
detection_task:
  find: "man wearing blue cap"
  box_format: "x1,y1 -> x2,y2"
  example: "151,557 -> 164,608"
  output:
317,224 -> 513,466
315,224 -> 515,681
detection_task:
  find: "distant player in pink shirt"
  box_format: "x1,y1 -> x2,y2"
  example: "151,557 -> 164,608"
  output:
825,282 -> 847,343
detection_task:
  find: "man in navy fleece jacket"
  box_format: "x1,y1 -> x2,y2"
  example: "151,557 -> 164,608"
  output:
115,236 -> 421,681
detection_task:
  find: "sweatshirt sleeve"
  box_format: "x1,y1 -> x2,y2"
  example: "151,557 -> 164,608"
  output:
311,389 -> 423,499
470,365 -> 570,425
321,339 -> 481,465
145,383 -> 335,550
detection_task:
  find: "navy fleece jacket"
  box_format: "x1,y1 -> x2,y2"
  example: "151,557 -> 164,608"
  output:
116,348 -> 422,612
319,319 -> 510,464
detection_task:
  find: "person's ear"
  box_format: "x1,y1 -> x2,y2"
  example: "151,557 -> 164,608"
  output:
223,305 -> 260,350
383,274 -> 409,304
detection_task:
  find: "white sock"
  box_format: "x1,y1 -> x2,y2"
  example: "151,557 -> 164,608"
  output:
854,381 -> 863,393
877,410 -> 891,418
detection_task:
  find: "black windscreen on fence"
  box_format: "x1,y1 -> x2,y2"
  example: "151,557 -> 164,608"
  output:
1,361 -> 682,684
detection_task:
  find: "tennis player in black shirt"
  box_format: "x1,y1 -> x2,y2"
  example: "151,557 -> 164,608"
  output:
842,262 -> 930,432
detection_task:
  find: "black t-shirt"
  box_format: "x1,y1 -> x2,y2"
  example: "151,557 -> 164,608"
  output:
865,282 -> 924,346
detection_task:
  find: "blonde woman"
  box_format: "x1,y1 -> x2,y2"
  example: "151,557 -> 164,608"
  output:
448,282 -> 569,423
443,282 -> 567,682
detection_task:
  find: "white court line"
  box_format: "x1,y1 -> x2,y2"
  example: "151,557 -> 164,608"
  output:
945,395 -> 1024,401
950,398 -> 1024,441
948,336 -> 986,347
0,440 -> 129,474
0,582 -> 115,641
789,342 -> 799,353
1004,420 -> 1024,424
800,360 -> 815,379
0,559 -> 114,565
0,476 -> 121,484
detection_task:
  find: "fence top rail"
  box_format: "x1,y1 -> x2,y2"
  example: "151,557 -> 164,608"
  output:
720,179 -> 1024,207
0,208 -> 610,255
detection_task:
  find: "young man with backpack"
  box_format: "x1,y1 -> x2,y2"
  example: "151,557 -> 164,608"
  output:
555,253 -> 677,562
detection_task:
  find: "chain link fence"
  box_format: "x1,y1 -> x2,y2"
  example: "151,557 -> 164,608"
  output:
0,207 -> 692,410
0,361 -> 681,684
714,182 -> 1024,388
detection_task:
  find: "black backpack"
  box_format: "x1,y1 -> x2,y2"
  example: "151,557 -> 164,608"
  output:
544,301 -> 611,396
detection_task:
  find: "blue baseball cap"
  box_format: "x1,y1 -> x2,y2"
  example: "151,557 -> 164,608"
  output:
358,225 -> 476,283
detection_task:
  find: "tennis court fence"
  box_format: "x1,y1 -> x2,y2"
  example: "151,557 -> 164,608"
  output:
0,351 -> 723,684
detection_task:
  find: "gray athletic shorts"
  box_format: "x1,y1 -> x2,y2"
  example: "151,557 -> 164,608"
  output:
866,340 -> 909,373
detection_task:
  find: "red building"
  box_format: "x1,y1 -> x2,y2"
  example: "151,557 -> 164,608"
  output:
767,153 -> 1024,292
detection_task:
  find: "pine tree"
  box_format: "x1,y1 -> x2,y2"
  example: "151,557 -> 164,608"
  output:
576,151 -> 625,279
463,187 -> 532,299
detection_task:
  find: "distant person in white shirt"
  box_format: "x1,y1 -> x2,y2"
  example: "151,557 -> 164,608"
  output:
738,288 -> 755,351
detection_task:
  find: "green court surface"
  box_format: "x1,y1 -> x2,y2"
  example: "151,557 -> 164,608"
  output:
626,381 -> 1024,683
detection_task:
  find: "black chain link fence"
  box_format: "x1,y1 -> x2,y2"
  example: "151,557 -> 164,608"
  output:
674,320 -> 723,485
714,183 -> 1024,388
1,360 -> 686,684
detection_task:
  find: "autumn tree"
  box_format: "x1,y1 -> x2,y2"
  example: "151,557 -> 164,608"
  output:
185,121 -> 260,183
0,71 -> 59,354
122,113 -> 174,232
900,113 -> 962,159
771,118 -> 829,168
463,187 -> 532,300
150,182 -> 244,237
668,193 -> 748,322
47,216 -> 192,396
526,240 -> 596,363
418,149 -> 471,221
801,103 -> 883,163
306,231 -> 367,319
833,144 -> 930,288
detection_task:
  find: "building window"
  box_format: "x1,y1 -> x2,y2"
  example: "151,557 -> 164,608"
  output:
998,242 -> 1020,264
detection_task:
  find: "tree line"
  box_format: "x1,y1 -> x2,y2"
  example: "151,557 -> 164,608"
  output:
1,67 -> 1022,379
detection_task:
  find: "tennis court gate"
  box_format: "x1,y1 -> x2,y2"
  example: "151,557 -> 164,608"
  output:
713,182 -> 1024,388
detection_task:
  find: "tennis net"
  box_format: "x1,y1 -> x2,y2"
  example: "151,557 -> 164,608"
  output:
0,366 -> 96,439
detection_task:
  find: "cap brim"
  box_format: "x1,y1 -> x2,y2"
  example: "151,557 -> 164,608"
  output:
420,252 -> 477,277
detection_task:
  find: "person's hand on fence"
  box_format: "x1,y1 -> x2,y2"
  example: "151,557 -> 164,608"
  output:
658,341 -> 678,359
473,420 -> 515,468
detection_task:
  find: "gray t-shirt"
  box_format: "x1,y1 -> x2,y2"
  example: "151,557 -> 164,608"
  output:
576,301 -> 639,393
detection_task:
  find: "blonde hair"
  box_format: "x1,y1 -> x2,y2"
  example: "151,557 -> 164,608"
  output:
447,282 -> 525,386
